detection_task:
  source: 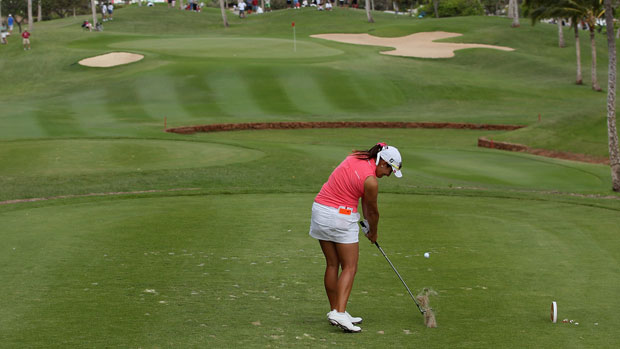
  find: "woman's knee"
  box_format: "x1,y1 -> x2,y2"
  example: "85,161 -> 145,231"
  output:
325,263 -> 340,272
340,263 -> 357,275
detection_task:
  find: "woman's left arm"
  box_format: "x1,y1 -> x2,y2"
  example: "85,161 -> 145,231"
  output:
361,176 -> 379,243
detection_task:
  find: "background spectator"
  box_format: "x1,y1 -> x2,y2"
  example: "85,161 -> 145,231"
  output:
22,30 -> 31,50
8,14 -> 14,34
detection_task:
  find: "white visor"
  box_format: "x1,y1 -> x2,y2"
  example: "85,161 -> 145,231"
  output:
376,146 -> 402,178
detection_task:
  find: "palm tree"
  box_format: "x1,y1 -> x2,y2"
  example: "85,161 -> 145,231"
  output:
557,18 -> 566,47
90,0 -> 98,28
603,0 -> 620,191
365,0 -> 374,22
558,0 -> 605,90
573,19 -> 583,84
510,0 -> 521,27
27,0 -> 32,31
523,0 -> 591,85
219,0 -> 229,27
566,0 -> 604,91
524,1 -> 563,46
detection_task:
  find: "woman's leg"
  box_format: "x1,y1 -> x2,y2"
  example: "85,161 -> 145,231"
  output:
319,240 -> 359,312
334,242 -> 358,312
319,240 -> 339,310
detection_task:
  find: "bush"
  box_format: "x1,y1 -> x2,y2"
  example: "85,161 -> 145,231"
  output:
422,0 -> 484,18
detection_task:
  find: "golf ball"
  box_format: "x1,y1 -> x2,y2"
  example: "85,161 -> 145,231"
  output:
424,252 -> 430,258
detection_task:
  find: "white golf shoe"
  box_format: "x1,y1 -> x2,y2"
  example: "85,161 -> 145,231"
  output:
326,310 -> 362,324
345,311 -> 362,324
328,311 -> 362,333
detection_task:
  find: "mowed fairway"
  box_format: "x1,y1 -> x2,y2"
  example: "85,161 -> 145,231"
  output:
1,4 -> 620,348
2,193 -> 619,347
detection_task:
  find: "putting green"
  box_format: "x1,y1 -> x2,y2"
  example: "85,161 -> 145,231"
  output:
110,38 -> 344,59
0,139 -> 263,176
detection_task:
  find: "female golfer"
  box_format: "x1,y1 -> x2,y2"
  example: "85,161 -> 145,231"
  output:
309,143 -> 402,332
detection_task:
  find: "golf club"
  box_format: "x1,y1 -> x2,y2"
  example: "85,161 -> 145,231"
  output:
374,241 -> 425,314
360,220 -> 437,327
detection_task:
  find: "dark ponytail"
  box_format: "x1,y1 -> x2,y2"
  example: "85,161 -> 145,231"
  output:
352,143 -> 386,161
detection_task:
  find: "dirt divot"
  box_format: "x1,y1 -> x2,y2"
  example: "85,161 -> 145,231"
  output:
310,31 -> 514,58
78,52 -> 144,67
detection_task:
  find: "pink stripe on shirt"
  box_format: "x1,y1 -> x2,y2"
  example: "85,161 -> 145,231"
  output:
315,155 -> 377,212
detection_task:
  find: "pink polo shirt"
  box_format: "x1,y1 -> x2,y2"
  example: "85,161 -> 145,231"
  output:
315,155 -> 377,213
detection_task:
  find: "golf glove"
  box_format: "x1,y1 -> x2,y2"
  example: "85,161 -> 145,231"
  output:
359,219 -> 370,235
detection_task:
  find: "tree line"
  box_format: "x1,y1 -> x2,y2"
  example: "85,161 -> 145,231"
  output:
522,0 -> 620,191
2,0 -> 92,24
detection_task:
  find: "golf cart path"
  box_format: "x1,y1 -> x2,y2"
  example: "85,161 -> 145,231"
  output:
310,31 -> 514,58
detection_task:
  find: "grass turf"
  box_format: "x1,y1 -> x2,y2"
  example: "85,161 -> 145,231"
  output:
0,128 -> 614,201
0,6 -> 616,157
2,193 -> 619,347
1,5 -> 620,348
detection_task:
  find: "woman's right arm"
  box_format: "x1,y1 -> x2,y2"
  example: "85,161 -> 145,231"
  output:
362,176 -> 379,243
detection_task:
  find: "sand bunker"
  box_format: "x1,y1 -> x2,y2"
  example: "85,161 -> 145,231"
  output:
310,31 -> 514,58
78,52 -> 144,67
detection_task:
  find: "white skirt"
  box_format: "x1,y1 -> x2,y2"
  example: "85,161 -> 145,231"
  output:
309,202 -> 360,244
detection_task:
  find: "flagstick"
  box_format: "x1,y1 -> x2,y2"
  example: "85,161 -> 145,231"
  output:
293,26 -> 296,52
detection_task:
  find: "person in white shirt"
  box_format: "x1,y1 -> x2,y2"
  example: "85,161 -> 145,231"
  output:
101,3 -> 108,22
238,1 -> 247,18
107,3 -> 114,20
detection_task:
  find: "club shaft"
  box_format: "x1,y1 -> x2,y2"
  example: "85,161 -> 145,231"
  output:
375,242 -> 425,314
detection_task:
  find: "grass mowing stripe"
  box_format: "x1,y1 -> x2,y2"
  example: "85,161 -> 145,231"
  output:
104,80 -> 158,124
67,88 -> 118,135
312,67 -> 374,114
34,103 -> 87,137
278,67 -> 334,116
243,66 -> 304,116
2,103 -> 53,140
205,67 -> 268,119
135,74 -> 194,121
173,70 -> 231,119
